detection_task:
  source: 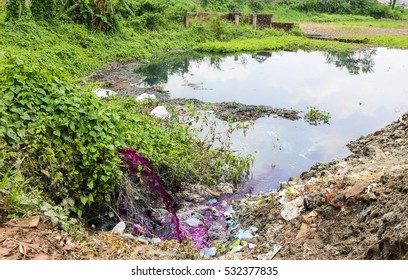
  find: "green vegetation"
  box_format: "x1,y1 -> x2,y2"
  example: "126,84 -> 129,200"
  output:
304,106 -> 331,126
1,0 -> 408,229
0,53 -> 252,219
347,35 -> 408,49
276,0 -> 406,19
195,35 -> 359,53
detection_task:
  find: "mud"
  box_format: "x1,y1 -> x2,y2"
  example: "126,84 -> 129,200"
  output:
165,98 -> 300,122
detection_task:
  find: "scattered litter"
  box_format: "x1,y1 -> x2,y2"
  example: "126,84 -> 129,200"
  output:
295,223 -> 310,243
208,199 -> 217,205
150,106 -> 171,120
229,239 -> 241,250
229,224 -> 240,231
231,245 -> 243,253
235,229 -> 254,240
249,226 -> 258,233
266,244 -> 282,260
93,88 -> 117,98
223,205 -> 235,218
345,184 -> 367,199
185,218 -> 203,227
136,93 -> 156,103
111,221 -> 126,235
281,197 -> 303,221
151,238 -> 161,244
200,247 -> 217,258
248,243 -> 256,249
302,210 -> 318,224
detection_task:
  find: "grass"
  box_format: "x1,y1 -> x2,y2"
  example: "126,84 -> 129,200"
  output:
332,21 -> 408,29
194,35 -> 359,53
0,20 -> 204,78
345,35 -> 408,49
261,4 -> 316,22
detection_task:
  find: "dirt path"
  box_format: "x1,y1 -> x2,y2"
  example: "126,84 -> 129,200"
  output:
300,22 -> 408,37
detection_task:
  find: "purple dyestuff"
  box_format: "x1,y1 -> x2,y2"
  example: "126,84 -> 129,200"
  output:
120,148 -> 183,243
180,200 -> 228,249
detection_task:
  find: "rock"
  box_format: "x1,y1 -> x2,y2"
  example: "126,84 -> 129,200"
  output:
29,216 -> 41,228
111,221 -> 126,234
93,88 -> 117,98
136,93 -> 156,102
150,106 -> 171,120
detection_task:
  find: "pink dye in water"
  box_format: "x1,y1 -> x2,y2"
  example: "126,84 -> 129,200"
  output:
120,148 -> 183,243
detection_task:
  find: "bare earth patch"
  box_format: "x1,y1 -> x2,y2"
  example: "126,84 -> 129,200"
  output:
300,22 -> 408,37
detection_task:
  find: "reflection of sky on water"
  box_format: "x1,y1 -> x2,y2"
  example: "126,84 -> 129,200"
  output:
159,48 -> 408,192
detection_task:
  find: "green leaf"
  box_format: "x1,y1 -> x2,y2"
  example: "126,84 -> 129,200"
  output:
4,91 -> 14,102
80,196 -> 88,205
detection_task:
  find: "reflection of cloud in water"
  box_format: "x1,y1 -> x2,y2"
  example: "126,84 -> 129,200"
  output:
160,48 -> 408,192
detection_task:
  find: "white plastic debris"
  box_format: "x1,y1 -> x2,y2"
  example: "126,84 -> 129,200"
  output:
93,88 -> 118,98
281,197 -> 303,221
185,217 -> 203,227
111,221 -> 126,234
223,205 -> 235,218
266,244 -> 282,260
136,93 -> 156,103
231,245 -> 243,253
151,238 -> 162,244
248,243 -> 256,249
200,247 -> 217,258
250,226 -> 258,233
235,229 -> 253,240
150,106 -> 171,120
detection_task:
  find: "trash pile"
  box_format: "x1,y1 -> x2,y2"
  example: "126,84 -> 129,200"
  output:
225,112 -> 408,260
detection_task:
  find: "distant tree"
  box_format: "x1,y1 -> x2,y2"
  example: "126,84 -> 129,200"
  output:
5,0 -> 28,20
62,0 -> 118,32
31,0 -> 57,22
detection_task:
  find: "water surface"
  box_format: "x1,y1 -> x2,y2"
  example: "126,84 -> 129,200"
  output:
136,48 -> 408,192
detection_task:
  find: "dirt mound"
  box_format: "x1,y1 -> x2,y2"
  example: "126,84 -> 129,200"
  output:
229,112 -> 407,259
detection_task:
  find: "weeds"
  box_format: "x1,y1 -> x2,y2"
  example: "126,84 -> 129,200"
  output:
304,106 -> 331,126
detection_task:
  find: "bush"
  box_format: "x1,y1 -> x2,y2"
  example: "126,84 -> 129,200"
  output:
0,53 -> 253,220
30,0 -> 57,22
5,0 -> 28,21
0,55 -> 122,217
278,0 -> 406,19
